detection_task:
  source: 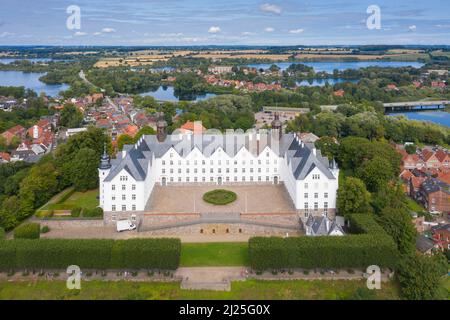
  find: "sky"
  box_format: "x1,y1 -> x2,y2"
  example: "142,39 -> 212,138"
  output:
0,0 -> 449,46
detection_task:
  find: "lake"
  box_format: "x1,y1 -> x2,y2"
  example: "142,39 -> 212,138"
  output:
0,58 -> 53,64
389,111 -> 450,127
247,61 -> 424,73
0,71 -> 69,96
140,86 -> 217,102
296,78 -> 359,87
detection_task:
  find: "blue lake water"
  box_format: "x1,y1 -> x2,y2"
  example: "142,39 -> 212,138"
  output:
0,58 -> 53,64
296,78 -> 359,87
389,111 -> 450,127
0,71 -> 69,96
247,61 -> 424,73
140,86 -> 217,102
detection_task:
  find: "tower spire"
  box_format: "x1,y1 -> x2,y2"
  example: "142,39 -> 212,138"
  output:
99,143 -> 111,170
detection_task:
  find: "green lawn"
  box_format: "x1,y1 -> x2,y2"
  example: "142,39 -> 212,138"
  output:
180,242 -> 249,267
405,197 -> 426,213
41,189 -> 99,211
0,279 -> 400,300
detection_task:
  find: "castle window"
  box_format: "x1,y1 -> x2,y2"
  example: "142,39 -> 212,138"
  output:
314,203 -> 318,211
324,202 -> 328,215
304,183 -> 308,189
162,169 -> 166,174
132,194 -> 136,201
186,177 -> 190,182
132,185 -> 136,191
122,195 -> 126,201
122,205 -> 126,211
304,193 -> 308,199
132,205 -> 136,211
112,185 -> 116,191
314,193 -> 318,199
122,185 -> 126,191
112,205 -> 116,212
324,193 -> 328,199
162,161 -> 166,165
112,195 -> 116,201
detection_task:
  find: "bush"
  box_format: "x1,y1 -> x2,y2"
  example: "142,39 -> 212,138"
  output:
249,215 -> 397,271
41,226 -> 50,234
82,207 -> 103,218
0,227 -> 5,240
71,207 -> 82,218
14,223 -> 41,240
203,189 -> 237,205
0,238 -> 181,271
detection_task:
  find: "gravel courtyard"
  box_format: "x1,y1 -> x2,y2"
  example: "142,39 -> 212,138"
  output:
146,184 -> 296,214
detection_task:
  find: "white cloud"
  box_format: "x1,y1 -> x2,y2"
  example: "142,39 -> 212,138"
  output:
408,25 -> 417,32
74,31 -> 87,36
101,27 -> 116,33
264,27 -> 275,33
93,32 -> 102,36
289,29 -> 304,34
241,31 -> 256,36
208,26 -> 221,34
160,33 -> 184,37
0,32 -> 14,38
260,3 -> 282,15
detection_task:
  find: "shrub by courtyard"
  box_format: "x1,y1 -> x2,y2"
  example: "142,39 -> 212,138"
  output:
14,223 -> 41,240
203,189 -> 237,205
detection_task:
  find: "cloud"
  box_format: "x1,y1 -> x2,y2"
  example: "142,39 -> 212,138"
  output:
208,26 -> 221,34
74,31 -> 87,36
241,31 -> 256,36
0,32 -> 15,38
93,32 -> 102,36
408,25 -> 417,32
101,27 -> 116,33
264,27 -> 275,32
160,33 -> 184,37
260,3 -> 282,15
289,29 -> 304,34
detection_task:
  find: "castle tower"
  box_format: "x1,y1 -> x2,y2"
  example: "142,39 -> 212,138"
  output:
98,144 -> 111,209
157,114 -> 168,143
271,112 -> 283,140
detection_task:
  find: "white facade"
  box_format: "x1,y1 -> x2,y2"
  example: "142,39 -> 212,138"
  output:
99,132 -> 339,215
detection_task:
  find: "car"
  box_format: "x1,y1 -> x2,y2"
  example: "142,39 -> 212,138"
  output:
116,220 -> 137,232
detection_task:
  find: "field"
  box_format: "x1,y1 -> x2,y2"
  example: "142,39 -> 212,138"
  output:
0,279 -> 400,300
180,243 -> 249,267
40,188 -> 99,211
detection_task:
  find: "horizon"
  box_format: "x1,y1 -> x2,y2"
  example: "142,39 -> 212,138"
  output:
1,0 -> 449,46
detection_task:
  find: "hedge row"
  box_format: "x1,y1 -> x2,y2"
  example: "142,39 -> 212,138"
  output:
249,215 -> 398,270
0,238 -> 181,270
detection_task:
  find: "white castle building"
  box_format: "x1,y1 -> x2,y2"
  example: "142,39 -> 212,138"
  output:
98,117 -> 339,218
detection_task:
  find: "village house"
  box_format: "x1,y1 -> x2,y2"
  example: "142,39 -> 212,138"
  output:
415,178 -> 450,214
431,224 -> 450,250
0,152 -> 11,163
1,125 -> 26,144
179,121 -> 206,135
302,215 -> 345,236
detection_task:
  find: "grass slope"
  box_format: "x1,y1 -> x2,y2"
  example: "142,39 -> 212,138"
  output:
180,242 -> 249,267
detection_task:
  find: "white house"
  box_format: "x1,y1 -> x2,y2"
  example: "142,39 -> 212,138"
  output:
99,118 -> 339,217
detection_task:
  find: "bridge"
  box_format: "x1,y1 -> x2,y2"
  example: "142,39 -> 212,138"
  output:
320,100 -> 450,114
383,100 -> 450,113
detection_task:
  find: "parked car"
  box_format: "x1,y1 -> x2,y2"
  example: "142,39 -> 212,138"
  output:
116,220 -> 136,232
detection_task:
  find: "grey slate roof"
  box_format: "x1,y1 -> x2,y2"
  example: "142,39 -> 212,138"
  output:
416,235 -> 435,253
305,215 -> 345,236
104,133 -> 337,182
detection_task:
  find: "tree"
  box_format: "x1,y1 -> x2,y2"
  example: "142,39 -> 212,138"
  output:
337,177 -> 372,217
117,134 -> 135,151
0,196 -> 20,230
357,156 -> 395,193
315,136 -> 339,159
135,126 -> 156,141
397,253 -> 448,300
60,103 -> 83,128
376,207 -> 417,255
405,144 -> 417,155
70,148 -> 100,191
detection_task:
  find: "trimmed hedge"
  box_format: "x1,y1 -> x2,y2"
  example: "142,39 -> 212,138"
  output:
0,227 -> 4,240
249,215 -> 398,270
71,207 -> 82,218
14,223 -> 41,240
82,207 -> 103,218
0,238 -> 180,270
